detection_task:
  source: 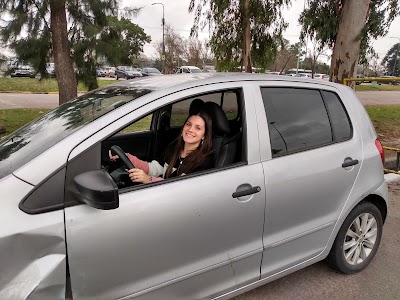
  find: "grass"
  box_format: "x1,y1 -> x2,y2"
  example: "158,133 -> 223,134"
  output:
0,108 -> 50,137
0,78 -> 118,93
366,105 -> 400,146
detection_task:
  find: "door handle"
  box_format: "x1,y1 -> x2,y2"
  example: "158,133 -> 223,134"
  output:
232,186 -> 261,198
342,158 -> 359,168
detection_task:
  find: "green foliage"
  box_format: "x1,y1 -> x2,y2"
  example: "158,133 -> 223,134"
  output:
382,43 -> 400,75
0,108 -> 50,138
299,0 -> 400,64
189,0 -> 290,71
0,0 -> 150,90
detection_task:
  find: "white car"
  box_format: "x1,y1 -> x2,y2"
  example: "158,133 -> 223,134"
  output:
176,65 -> 202,73
314,73 -> 330,80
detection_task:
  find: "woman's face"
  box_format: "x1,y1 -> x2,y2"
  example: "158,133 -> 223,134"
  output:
182,115 -> 206,146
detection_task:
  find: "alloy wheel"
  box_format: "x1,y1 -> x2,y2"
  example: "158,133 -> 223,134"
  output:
343,212 -> 378,265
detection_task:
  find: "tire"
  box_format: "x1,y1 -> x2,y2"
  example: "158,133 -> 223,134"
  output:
326,202 -> 383,274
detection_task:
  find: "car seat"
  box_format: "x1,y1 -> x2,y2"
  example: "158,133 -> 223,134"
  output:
204,102 -> 239,168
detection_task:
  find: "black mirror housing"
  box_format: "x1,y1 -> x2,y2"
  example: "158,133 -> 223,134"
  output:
74,170 -> 119,210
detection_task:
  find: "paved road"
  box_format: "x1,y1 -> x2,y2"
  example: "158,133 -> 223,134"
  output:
0,91 -> 400,109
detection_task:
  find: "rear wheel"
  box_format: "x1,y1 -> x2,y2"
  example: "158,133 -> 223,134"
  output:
327,202 -> 383,274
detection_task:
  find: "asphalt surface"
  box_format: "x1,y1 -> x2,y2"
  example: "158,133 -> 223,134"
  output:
1,91 -> 400,299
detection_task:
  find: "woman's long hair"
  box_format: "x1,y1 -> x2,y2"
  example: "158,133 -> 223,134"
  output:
165,110 -> 213,178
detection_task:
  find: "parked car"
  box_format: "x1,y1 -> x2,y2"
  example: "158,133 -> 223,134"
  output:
96,68 -> 106,77
176,65 -> 202,73
115,66 -> 142,79
0,74 -> 387,299
314,73 -> 329,81
202,65 -> 216,73
46,63 -> 56,78
379,75 -> 400,85
356,74 -> 365,85
140,67 -> 163,76
10,65 -> 35,78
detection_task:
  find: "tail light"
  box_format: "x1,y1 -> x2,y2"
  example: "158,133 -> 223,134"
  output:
375,138 -> 385,165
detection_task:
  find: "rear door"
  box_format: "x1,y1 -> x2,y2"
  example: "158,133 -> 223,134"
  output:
252,83 -> 362,277
64,81 -> 265,299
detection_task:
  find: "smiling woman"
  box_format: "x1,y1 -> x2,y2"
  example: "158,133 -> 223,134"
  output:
111,110 -> 214,184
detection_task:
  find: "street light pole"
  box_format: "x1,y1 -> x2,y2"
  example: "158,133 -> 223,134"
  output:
152,3 -> 165,74
389,37 -> 400,76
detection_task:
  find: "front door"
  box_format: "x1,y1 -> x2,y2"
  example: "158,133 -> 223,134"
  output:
64,82 -> 265,299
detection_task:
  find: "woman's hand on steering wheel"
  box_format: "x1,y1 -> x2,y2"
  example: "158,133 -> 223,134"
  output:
128,168 -> 151,184
109,150 -> 123,161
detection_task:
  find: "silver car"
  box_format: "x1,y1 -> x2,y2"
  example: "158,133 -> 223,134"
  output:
0,74 -> 387,299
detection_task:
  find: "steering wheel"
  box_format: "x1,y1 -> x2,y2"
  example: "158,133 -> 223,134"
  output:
109,145 -> 136,187
110,145 -> 135,169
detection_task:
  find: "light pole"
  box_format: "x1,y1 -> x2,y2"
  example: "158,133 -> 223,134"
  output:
152,3 -> 165,74
389,37 -> 400,76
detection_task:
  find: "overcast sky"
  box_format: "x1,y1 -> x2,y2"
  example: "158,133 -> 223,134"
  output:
127,0 -> 400,64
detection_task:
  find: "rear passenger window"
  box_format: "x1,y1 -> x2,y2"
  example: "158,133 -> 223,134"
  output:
261,88 -> 332,157
321,91 -> 352,141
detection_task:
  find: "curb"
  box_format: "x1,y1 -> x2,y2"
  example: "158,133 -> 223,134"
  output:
384,173 -> 400,184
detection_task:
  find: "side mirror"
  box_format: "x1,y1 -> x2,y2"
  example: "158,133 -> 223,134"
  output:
74,169 -> 119,210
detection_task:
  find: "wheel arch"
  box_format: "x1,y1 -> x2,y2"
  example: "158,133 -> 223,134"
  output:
362,193 -> 388,223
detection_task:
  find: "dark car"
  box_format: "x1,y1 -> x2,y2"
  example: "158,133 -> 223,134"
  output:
115,66 -> 142,80
140,67 -> 163,76
379,76 -> 400,85
355,74 -> 365,85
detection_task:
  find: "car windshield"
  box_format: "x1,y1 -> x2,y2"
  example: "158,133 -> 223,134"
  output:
0,86 -> 151,180
190,68 -> 202,73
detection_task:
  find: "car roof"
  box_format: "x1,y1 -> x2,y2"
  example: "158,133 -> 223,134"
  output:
106,73 -> 339,93
181,65 -> 201,69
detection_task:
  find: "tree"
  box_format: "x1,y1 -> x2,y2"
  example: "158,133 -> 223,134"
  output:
382,43 -> 400,76
267,39 -> 298,73
155,25 -> 185,74
0,1 -> 148,104
72,16 -> 150,90
189,0 -> 290,72
299,0 -> 399,87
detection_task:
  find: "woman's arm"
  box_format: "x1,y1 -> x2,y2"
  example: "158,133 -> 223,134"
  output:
126,154 -> 164,177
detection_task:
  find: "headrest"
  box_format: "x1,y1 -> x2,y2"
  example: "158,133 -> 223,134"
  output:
204,102 -> 230,136
189,98 -> 205,115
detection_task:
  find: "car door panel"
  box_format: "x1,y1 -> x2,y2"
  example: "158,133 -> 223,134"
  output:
65,164 -> 265,300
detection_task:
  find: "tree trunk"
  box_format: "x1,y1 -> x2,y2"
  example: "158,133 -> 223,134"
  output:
330,0 -> 371,88
242,0 -> 252,73
50,0 -> 77,105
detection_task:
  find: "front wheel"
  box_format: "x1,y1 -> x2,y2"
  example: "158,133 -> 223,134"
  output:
326,202 -> 383,274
